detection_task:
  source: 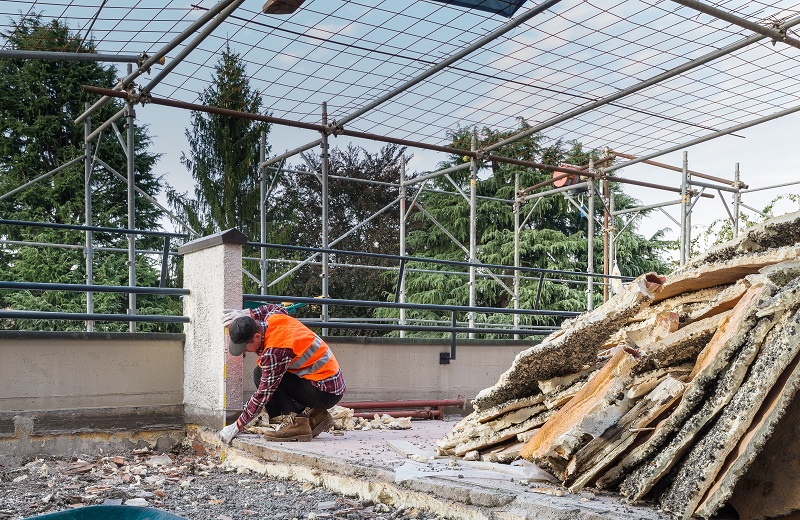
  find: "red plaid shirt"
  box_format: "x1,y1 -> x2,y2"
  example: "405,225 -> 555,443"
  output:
235,304 -> 346,430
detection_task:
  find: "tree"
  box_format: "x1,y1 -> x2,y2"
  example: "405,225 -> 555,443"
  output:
0,15 -> 177,331
167,45 -> 270,241
267,143 -> 413,335
376,122 -> 670,337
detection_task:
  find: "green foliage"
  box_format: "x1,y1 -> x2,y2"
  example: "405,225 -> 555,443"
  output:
697,193 -> 800,252
167,45 -> 270,241
0,15 -> 180,331
269,144 -> 412,335
375,122 -> 671,338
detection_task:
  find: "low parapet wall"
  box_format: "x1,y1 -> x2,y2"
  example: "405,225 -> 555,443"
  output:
0,330 -> 536,457
0,331 -> 186,458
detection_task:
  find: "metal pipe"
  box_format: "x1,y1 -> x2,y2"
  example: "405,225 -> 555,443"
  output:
82,85 -> 715,199
469,131 -> 477,338
301,320 -> 557,335
669,0 -> 800,51
587,169 -> 595,311
260,131 -> 268,295
0,49 -> 143,63
688,178 -> 738,193
126,97 -> 137,332
606,101 -> 800,175
334,0 -> 564,129
0,310 -> 188,323
96,158 -> 199,236
610,151 -> 744,188
0,281 -> 188,295
399,156 -> 407,338
343,398 -> 466,409
85,108 -> 125,144
75,0 -> 244,124
352,410 -> 441,420
250,241 -> 626,280
0,156 -> 83,201
248,294 -> 580,318
602,178 -> 610,302
84,104 -> 94,331
262,139 -> 323,168
680,152 -> 689,266
513,170 -> 521,337
733,163 -> 741,238
0,219 -> 187,238
487,12 -> 800,153
403,162 -> 471,188
321,102 -> 330,335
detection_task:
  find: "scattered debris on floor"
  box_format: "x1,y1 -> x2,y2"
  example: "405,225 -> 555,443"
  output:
243,406 -> 412,438
438,210 -> 800,520
0,443 -> 436,520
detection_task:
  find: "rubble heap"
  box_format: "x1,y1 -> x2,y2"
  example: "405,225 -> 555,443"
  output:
438,211 -> 800,520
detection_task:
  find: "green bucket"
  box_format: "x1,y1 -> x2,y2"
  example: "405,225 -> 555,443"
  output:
27,505 -> 187,519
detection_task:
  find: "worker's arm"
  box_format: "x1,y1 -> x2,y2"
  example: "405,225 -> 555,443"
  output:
251,303 -> 289,321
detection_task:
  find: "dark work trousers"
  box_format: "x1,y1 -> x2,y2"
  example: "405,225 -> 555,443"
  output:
253,366 -> 342,416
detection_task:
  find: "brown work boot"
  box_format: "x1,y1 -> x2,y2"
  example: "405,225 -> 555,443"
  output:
308,408 -> 335,437
261,413 -> 312,442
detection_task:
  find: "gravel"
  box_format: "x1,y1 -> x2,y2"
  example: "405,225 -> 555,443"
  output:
0,445 -> 439,520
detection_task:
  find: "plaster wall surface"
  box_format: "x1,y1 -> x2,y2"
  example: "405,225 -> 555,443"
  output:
182,242 -> 243,427
241,337 -> 536,406
0,331 -> 183,411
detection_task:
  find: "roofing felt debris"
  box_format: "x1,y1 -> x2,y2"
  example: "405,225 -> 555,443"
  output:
440,210 -> 800,519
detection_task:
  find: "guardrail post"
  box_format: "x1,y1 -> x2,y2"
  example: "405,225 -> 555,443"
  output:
178,228 -> 248,429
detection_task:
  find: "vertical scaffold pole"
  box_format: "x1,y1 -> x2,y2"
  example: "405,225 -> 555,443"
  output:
468,131 -> 477,338
587,160 -> 595,311
399,156 -> 407,338
259,131 -> 268,296
733,163 -> 741,238
680,151 -> 689,266
513,169 -> 520,339
126,65 -> 137,332
321,102 -> 330,335
602,178 -> 610,303
84,102 -> 94,332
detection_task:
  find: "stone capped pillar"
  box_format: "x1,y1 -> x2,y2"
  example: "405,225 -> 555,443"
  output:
178,229 -> 248,429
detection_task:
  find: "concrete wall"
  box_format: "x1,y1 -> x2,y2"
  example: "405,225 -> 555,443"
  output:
241,337 -> 537,407
0,331 -> 185,458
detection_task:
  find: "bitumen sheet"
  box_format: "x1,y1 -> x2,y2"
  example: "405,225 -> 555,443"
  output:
219,418 -> 672,520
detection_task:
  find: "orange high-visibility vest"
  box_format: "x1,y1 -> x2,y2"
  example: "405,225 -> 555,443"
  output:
260,313 -> 339,381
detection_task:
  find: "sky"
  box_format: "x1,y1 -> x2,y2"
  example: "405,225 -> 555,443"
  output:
6,0 -> 799,256
140,98 -> 800,252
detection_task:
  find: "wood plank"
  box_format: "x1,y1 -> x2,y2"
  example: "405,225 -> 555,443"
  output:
472,272 -> 664,411
643,312 -> 727,369
520,348 -> 641,479
655,246 -> 800,303
565,376 -> 685,493
660,287 -> 800,519
601,282 -> 771,495
727,355 -> 800,520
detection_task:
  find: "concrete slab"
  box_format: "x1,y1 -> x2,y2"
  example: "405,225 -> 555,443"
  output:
198,419 -> 681,520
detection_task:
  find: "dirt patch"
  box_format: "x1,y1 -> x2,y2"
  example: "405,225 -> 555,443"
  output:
0,444 -> 436,519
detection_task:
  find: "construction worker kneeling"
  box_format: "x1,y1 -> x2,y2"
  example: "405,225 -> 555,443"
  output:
219,304 -> 346,443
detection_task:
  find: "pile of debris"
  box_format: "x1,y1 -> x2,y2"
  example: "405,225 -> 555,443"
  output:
438,211 -> 800,519
243,406 -> 412,437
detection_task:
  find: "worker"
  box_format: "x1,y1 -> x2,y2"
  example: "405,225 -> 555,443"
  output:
218,303 -> 346,443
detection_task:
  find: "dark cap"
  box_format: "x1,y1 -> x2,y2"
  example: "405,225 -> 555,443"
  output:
228,316 -> 259,356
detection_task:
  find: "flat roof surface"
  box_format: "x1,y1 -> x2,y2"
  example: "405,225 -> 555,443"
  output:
224,418 -> 682,519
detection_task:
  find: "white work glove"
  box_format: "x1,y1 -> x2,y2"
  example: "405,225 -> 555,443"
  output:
219,423 -> 239,444
222,308 -> 251,327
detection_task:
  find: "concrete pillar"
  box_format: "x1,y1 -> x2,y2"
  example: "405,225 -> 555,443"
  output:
178,229 -> 248,429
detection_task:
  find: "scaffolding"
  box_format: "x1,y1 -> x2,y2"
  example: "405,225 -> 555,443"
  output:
2,1 -> 800,333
